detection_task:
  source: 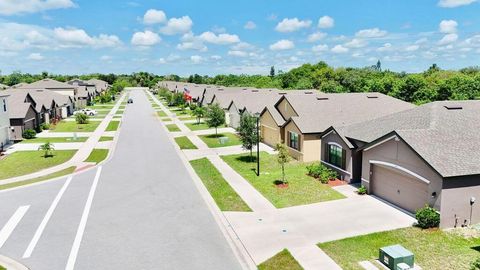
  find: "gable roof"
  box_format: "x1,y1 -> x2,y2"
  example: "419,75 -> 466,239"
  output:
279,92 -> 415,134
20,79 -> 77,91
3,91 -> 37,119
340,100 -> 480,177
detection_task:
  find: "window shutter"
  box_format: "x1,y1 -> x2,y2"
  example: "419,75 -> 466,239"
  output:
341,149 -> 347,169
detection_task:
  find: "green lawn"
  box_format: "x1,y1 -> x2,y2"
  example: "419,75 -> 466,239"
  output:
0,150 -> 77,180
198,133 -> 242,148
20,137 -> 88,143
221,152 -> 345,208
166,124 -> 181,132
0,167 -> 76,190
190,158 -> 251,211
51,121 -> 101,132
99,136 -> 114,142
87,105 -> 114,109
116,110 -> 125,114
258,249 -> 303,270
157,110 -> 167,117
179,116 -> 197,121
160,118 -> 172,122
185,122 -> 211,131
106,121 -> 120,131
174,136 -> 198,149
84,149 -> 109,164
319,227 -> 480,270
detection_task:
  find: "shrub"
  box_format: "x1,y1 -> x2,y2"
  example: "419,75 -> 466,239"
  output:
189,103 -> 197,111
357,185 -> 367,195
75,113 -> 89,124
471,258 -> 480,270
22,129 -> 37,139
40,123 -> 50,130
415,205 -> 440,229
306,163 -> 338,184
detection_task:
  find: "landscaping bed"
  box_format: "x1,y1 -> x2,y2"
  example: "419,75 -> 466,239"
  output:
185,122 -> 211,131
198,133 -> 242,148
258,249 -> 303,270
318,227 -> 480,270
190,158 -> 251,211
221,152 -> 345,208
174,136 -> 198,149
51,121 -> 101,132
20,137 -> 88,143
84,149 -> 109,164
0,150 -> 77,180
166,124 -> 181,132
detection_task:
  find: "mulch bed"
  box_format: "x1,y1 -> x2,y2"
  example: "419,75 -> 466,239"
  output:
328,179 -> 347,187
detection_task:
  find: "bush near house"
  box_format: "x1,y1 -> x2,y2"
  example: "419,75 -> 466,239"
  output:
357,185 -> 367,195
415,205 -> 440,229
22,129 -> 37,139
40,123 -> 50,130
306,163 -> 338,184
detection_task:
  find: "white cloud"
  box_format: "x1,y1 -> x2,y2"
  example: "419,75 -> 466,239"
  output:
318,16 -> 334,29
176,41 -> 207,52
269,39 -> 295,50
438,0 -> 477,7
307,32 -> 327,42
405,44 -> 420,51
439,20 -> 458,33
158,58 -> 166,64
244,21 -> 256,30
160,16 -> 193,35
312,44 -> 328,52
190,55 -> 203,64
199,31 -> 240,44
131,30 -> 161,46
143,9 -> 166,24
355,28 -> 388,38
54,27 -> 121,48
28,53 -> 44,60
331,44 -> 349,53
231,42 -> 254,51
211,55 -> 222,60
275,18 -> 312,32
0,0 -> 75,15
228,50 -> 248,57
377,43 -> 393,52
344,38 -> 368,48
438,33 -> 458,45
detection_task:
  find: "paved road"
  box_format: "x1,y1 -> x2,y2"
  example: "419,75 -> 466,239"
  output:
0,88 -> 243,270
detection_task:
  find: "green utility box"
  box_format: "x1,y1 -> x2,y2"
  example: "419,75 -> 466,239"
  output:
379,244 -> 414,270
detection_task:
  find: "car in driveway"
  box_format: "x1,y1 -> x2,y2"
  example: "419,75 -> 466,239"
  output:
74,108 -> 98,116
127,98 -> 133,104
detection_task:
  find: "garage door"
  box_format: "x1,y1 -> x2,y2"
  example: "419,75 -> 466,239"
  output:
261,125 -> 279,147
229,113 -> 240,129
371,164 -> 429,213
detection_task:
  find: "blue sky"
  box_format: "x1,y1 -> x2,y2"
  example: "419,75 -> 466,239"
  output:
0,0 -> 479,76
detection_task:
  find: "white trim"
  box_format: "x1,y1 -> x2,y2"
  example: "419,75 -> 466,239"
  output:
321,160 -> 351,175
370,160 -> 430,184
363,135 -> 397,152
321,129 -> 335,138
327,142 -> 343,148
361,178 -> 370,183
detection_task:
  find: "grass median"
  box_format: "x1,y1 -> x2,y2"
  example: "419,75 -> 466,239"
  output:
84,149 -> 109,164
0,167 -> 76,190
221,152 -> 345,208
258,249 -> 303,270
174,136 -> 198,149
166,124 -> 181,132
106,121 -> 120,131
190,158 -> 251,212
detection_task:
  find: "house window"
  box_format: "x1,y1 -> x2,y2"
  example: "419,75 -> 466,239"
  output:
2,99 -> 6,112
327,144 -> 346,169
288,131 -> 300,151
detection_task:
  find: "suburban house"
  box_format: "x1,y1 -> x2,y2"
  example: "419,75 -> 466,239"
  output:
5,91 -> 41,141
0,92 -> 9,150
261,93 -> 415,162
20,79 -> 78,97
86,79 -> 109,94
320,101 -> 480,228
67,79 -> 98,107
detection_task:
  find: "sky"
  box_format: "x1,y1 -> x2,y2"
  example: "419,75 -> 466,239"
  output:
0,0 -> 479,76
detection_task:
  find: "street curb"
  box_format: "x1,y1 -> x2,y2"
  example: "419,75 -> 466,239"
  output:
148,90 -> 257,270
0,255 -> 30,270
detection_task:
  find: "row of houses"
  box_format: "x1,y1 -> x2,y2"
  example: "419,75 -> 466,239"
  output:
159,80 -> 480,229
0,78 -> 109,144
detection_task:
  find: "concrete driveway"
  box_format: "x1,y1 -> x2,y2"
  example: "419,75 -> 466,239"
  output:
224,185 -> 416,264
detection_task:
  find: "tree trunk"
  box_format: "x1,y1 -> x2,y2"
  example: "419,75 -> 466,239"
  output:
215,127 -> 218,136
250,148 -> 253,162
282,164 -> 285,183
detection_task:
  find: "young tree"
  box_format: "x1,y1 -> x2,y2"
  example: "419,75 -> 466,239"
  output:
38,142 -> 55,158
205,103 -> 225,135
75,113 -> 89,124
192,106 -> 206,124
276,143 -> 290,184
237,112 -> 258,161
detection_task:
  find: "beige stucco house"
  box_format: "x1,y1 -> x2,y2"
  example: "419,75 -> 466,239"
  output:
321,101 -> 480,228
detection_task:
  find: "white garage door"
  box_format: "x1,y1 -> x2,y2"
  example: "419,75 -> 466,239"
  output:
371,164 -> 429,213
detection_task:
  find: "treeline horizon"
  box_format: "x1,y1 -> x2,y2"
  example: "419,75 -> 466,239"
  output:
2,60 -> 480,104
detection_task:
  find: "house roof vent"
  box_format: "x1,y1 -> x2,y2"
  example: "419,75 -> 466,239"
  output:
444,105 -> 463,110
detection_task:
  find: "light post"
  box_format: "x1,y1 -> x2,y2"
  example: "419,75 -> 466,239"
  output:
255,113 -> 260,176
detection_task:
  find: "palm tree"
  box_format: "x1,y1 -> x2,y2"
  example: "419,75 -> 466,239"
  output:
38,142 -> 55,158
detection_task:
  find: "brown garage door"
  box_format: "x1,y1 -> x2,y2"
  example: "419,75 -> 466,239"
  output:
261,125 -> 279,147
371,164 -> 429,213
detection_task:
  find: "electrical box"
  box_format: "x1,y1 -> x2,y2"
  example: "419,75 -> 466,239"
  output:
379,244 -> 414,270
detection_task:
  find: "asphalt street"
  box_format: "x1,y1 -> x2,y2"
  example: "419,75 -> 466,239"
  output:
0,88 -> 243,270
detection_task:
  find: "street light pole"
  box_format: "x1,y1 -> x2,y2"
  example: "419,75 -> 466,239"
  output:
256,116 -> 260,176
